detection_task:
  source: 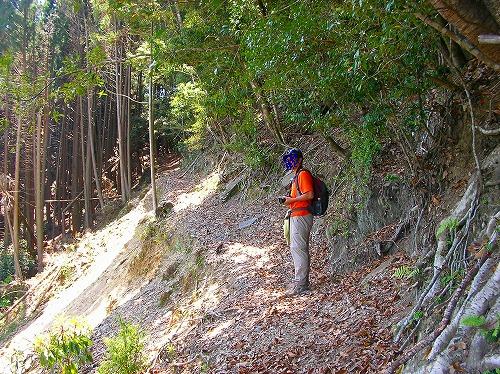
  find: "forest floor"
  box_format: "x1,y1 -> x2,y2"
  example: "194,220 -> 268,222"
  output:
0,160 -> 416,373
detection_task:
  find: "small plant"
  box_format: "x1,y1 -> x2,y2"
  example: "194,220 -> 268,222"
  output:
393,265 -> 419,279
164,343 -> 177,362
384,173 -> 401,183
97,319 -> 147,374
436,217 -> 459,238
34,316 -> 93,374
412,310 -> 424,321
328,218 -> 350,238
59,265 -> 76,284
440,269 -> 465,287
462,314 -> 500,343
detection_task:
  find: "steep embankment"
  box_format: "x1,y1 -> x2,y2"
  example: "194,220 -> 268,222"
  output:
1,162 -> 416,373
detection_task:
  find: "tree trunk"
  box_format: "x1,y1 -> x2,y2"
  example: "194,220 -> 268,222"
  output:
12,116 -> 23,280
249,80 -> 285,144
114,19 -> 130,202
34,112 -> 44,271
429,0 -> 500,65
87,89 -> 105,209
149,22 -> 158,215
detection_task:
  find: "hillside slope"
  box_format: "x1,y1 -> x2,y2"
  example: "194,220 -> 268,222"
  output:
1,162 -> 416,373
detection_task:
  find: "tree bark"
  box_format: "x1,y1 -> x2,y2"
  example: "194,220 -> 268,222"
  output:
149,22 -> 158,215
428,0 -> 500,65
12,116 -> 23,280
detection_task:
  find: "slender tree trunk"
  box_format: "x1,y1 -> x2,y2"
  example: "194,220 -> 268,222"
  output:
79,96 -> 91,229
12,116 -> 23,280
149,21 -> 158,215
3,99 -> 10,247
34,112 -> 44,271
114,19 -> 130,202
249,80 -> 285,144
126,65 -> 132,191
71,101 -> 82,234
87,89 -> 105,209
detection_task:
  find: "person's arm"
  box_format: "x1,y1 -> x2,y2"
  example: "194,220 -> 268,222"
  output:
284,191 -> 313,206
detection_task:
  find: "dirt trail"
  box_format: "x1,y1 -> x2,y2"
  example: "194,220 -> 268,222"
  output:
1,165 -> 411,373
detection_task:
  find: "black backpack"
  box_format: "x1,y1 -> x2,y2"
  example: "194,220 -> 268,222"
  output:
293,169 -> 329,217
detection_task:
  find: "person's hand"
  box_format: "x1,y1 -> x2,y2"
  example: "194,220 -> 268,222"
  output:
284,197 -> 293,206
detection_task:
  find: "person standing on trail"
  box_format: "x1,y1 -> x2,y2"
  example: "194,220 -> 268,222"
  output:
280,148 -> 314,296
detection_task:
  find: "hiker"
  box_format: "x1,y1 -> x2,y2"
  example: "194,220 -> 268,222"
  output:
280,148 -> 314,296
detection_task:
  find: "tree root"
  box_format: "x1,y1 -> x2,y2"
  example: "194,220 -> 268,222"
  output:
387,252 -> 490,374
388,159 -> 499,373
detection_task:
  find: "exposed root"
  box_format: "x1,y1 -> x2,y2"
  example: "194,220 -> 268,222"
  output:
389,145 -> 500,373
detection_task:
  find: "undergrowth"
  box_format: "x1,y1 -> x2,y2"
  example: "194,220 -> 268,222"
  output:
98,319 -> 147,374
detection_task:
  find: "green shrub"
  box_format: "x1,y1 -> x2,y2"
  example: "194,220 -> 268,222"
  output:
34,316 -> 93,374
0,240 -> 36,282
97,319 -> 147,374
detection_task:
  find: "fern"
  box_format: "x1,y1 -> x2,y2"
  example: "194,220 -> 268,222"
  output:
436,217 -> 459,238
393,266 -> 419,279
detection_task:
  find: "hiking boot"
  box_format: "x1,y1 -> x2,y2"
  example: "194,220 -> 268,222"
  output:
284,284 -> 309,297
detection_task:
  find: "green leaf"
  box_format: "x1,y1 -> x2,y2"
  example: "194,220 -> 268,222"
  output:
461,315 -> 486,328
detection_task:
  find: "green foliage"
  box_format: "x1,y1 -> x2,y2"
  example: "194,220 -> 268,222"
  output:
462,314 -> 500,343
327,218 -> 349,238
462,315 -> 487,328
34,317 -> 93,374
412,310 -> 424,321
483,369 -> 500,374
440,269 -> 464,287
385,173 -> 402,183
97,319 -> 147,374
0,240 -> 36,283
393,266 -> 419,280
436,217 -> 459,238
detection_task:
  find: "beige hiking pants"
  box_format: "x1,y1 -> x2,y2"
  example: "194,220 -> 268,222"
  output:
290,214 -> 313,287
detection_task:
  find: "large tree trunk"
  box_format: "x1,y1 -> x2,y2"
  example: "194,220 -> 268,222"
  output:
429,0 -> 500,65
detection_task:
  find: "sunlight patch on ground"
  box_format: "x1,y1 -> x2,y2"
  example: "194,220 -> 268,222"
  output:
173,172 -> 220,212
206,319 -> 233,339
225,242 -> 272,267
0,202 -> 147,370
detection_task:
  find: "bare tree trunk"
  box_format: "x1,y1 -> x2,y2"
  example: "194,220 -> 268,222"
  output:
249,80 -> 285,144
114,19 -> 130,202
34,112 -> 44,271
126,65 -> 132,192
149,21 -> 158,215
87,89 -> 105,210
79,96 -> 91,229
12,116 -> 23,280
71,102 -> 81,234
3,100 -> 10,247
